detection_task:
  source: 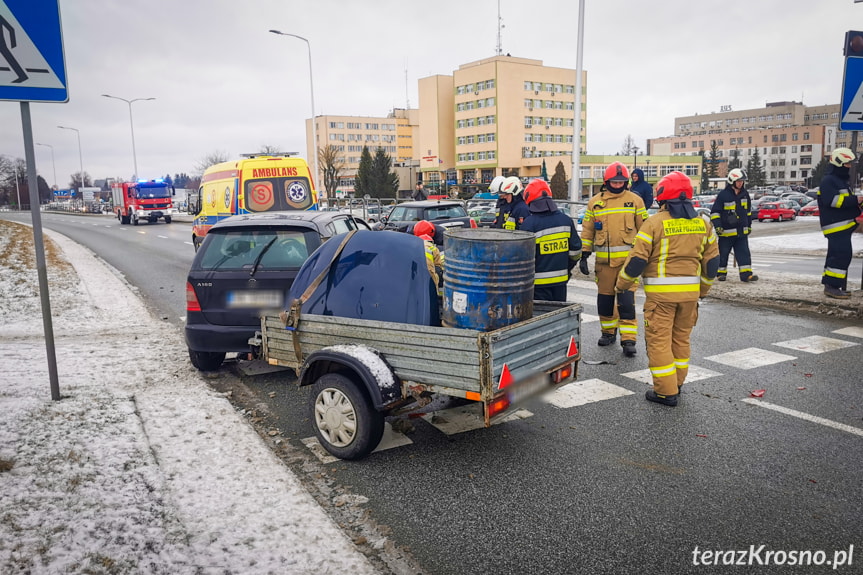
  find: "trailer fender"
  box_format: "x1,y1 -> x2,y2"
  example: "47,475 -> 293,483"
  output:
298,345 -> 400,410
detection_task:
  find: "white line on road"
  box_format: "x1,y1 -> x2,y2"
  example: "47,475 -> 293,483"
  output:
741,398 -> 863,437
157,235 -> 168,239
183,241 -> 193,245
138,231 -> 146,234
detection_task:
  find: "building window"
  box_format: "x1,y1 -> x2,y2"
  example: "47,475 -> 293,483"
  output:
524,81 -> 532,90
804,132 -> 810,140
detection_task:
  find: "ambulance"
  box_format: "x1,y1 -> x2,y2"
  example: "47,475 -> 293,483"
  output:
191,154 -> 318,250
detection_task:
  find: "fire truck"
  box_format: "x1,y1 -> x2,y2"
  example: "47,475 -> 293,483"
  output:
112,179 -> 177,225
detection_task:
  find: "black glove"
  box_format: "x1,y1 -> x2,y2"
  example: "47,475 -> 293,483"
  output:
579,253 -> 590,275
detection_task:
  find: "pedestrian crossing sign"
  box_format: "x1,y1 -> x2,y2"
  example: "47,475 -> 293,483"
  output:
840,56 -> 863,131
0,0 -> 67,102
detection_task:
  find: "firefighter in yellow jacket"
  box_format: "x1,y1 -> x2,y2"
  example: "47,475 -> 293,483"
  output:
579,161 -> 648,357
615,171 -> 720,407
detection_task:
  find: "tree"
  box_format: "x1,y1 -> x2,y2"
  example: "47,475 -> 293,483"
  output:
810,157 -> 828,189
319,144 -> 344,198
354,146 -> 373,197
728,148 -> 743,170
258,144 -> 281,155
550,161 -> 569,199
620,134 -> 637,156
746,147 -> 766,187
541,159 -> 549,181
194,150 -> 230,177
69,172 -> 92,189
707,141 -> 719,180
369,147 -> 399,199
699,149 -> 710,191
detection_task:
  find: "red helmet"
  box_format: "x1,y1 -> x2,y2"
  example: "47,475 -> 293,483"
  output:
523,179 -> 552,205
654,171 -> 693,201
603,162 -> 629,184
413,220 -> 435,238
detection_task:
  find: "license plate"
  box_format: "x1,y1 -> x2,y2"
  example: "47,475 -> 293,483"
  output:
227,290 -> 283,309
506,372 -> 552,405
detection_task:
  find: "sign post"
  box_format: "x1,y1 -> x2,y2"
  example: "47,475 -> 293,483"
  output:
1,0 -> 68,400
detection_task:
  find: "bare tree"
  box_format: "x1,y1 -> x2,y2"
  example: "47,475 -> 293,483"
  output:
69,172 -> 92,189
620,134 -> 637,156
318,144 -> 344,198
194,150 -> 230,177
258,144 -> 281,155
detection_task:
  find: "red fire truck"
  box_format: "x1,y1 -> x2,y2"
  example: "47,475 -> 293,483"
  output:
112,179 -> 177,225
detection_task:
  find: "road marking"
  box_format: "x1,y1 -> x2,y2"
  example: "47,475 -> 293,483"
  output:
543,378 -> 633,408
621,365 -> 722,385
302,422 -> 415,463
157,235 -> 168,239
834,326 -> 863,339
138,231 -> 146,234
184,241 -> 193,246
581,312 -> 599,323
773,335 -> 859,354
420,402 -> 532,435
742,398 -> 863,437
704,347 -> 796,369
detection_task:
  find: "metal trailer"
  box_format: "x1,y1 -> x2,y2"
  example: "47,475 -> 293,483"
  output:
251,301 -> 582,460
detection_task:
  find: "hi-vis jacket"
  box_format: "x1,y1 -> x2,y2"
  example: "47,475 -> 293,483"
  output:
581,190 -> 648,268
616,207 -> 720,303
709,186 -> 753,237
818,165 -> 862,236
520,210 -> 582,287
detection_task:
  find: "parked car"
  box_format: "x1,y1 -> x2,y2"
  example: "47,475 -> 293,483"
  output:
751,195 -> 779,215
382,200 -> 477,233
757,201 -> 797,222
468,206 -> 497,227
798,199 -> 820,217
185,211 -> 367,371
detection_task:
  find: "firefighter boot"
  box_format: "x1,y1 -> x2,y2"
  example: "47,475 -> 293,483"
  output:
741,274 -> 759,282
645,390 -> 678,407
621,341 -> 637,357
824,285 -> 851,300
598,330 -> 617,346
717,273 -> 726,282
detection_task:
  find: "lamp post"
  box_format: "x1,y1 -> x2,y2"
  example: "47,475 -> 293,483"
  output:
268,30 -> 320,197
101,94 -> 155,180
57,125 -> 84,193
35,142 -> 57,190
632,145 -> 639,170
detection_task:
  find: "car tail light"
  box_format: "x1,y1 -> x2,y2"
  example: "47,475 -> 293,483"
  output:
487,395 -> 510,418
186,282 -> 201,312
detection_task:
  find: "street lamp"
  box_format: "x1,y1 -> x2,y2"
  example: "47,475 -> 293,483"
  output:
35,142 -> 57,190
632,145 -> 639,170
57,125 -> 84,192
269,30 -> 320,197
101,94 -> 155,180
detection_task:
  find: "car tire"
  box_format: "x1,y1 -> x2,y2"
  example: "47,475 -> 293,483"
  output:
759,219 -> 764,222
188,349 -> 225,371
164,216 -> 172,224
778,215 -> 783,222
132,213 -> 139,226
193,235 -> 202,251
309,373 -> 384,460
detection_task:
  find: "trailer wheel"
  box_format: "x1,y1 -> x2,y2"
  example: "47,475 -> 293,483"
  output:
309,373 -> 384,460
188,348 -> 225,371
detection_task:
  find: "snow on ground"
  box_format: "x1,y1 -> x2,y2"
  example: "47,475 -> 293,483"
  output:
0,220 -> 377,574
748,217 -> 863,255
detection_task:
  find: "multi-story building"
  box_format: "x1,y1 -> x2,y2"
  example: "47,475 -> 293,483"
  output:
417,55 -> 586,195
649,101 -> 846,186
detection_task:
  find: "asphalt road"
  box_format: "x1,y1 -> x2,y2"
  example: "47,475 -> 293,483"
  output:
3,209 -> 863,574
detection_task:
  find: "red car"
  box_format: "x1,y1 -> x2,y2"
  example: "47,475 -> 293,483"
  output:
798,199 -> 820,217
757,201 -> 797,222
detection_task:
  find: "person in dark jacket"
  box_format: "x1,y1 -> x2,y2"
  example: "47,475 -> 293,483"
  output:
412,183 -> 427,201
817,147 -> 862,299
630,168 -> 654,209
492,176 -> 530,230
709,168 -> 758,282
520,179 -> 581,301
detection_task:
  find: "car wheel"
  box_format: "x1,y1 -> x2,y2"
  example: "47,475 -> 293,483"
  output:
778,215 -> 783,222
193,235 -> 202,251
309,373 -> 384,460
132,213 -> 139,226
164,216 -> 172,224
188,349 -> 225,371
759,219 -> 763,222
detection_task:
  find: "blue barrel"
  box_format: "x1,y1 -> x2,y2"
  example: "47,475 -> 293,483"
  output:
442,228 -> 535,331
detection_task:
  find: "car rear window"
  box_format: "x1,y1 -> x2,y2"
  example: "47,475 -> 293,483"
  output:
761,203 -> 777,209
426,205 -> 468,219
197,228 -> 320,271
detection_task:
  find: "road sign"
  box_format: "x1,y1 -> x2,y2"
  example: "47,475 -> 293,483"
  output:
840,57 -> 863,131
0,0 -> 67,102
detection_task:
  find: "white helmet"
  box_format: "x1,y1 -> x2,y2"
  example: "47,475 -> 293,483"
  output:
488,176 -> 506,193
500,176 -> 523,196
830,147 -> 856,167
727,168 -> 746,184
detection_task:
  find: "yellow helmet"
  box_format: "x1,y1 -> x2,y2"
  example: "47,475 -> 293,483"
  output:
830,147 -> 856,167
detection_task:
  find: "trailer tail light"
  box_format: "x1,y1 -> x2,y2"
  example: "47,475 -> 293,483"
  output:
186,282 -> 201,312
470,218 -> 477,228
552,363 -> 574,383
487,395 -> 510,418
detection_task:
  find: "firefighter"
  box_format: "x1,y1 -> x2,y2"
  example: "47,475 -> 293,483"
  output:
492,176 -> 530,230
817,147 -> 862,299
709,168 -> 758,282
615,171 -> 720,407
579,161 -> 648,357
413,220 -> 445,290
520,179 -> 582,301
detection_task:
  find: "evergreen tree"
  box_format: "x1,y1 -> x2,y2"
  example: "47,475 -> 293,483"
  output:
746,147 -> 766,187
707,141 -> 719,180
700,149 -> 710,191
550,161 -> 569,199
354,146 -> 373,197
369,147 -> 399,199
810,157 -> 829,188
728,148 -> 742,170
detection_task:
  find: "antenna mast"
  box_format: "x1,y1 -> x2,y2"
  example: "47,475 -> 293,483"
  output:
405,65 -> 410,109
496,0 -> 503,55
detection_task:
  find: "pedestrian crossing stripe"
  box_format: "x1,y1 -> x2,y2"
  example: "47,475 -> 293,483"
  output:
620,365 -> 723,385
704,347 -> 797,369
773,335 -> 859,354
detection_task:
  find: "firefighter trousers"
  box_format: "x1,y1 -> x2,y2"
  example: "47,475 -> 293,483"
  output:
594,263 -> 637,342
822,228 -> 854,290
643,299 -> 699,397
717,235 -> 754,280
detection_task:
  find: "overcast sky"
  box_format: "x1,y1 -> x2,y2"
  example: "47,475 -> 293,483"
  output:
0,0 -> 859,189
